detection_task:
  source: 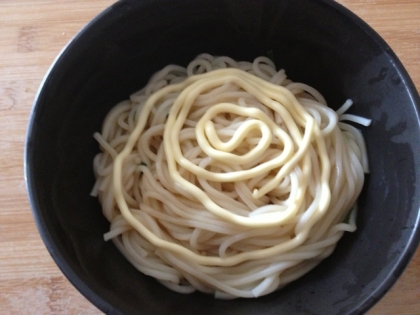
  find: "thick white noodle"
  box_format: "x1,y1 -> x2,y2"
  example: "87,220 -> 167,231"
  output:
92,54 -> 370,298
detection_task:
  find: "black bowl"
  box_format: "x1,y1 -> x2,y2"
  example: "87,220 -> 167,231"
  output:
25,0 -> 420,314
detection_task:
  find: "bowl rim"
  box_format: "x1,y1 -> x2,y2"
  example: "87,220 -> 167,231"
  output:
24,0 -> 420,314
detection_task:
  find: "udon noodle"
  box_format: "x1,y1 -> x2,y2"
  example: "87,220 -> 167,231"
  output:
91,54 -> 370,299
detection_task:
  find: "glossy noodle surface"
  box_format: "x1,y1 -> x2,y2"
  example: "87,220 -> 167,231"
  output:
92,54 -> 369,299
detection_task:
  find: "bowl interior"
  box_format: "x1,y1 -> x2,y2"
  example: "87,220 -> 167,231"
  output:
26,0 -> 420,314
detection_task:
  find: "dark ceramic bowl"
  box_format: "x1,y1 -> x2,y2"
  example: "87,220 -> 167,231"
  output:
25,0 -> 420,314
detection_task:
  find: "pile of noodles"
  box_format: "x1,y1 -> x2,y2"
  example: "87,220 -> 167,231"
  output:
91,54 -> 370,299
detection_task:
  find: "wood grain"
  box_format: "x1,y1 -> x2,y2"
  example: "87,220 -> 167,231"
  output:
0,1 -> 418,314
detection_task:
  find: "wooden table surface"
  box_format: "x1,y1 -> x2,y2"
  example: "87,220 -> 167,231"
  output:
1,0 -> 419,314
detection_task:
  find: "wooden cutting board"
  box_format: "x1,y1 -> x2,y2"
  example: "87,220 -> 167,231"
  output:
0,0 -> 419,314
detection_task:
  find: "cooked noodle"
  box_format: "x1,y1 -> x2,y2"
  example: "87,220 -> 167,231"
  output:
92,54 -> 370,298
